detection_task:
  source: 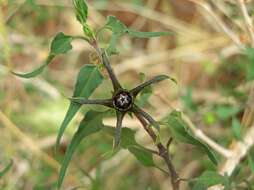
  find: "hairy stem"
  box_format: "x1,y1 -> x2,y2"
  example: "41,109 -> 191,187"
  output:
134,112 -> 180,190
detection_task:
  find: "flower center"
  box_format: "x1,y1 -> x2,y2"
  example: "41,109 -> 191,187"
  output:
113,90 -> 133,111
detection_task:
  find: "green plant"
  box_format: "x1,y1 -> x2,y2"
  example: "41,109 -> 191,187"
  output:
11,0 -> 220,189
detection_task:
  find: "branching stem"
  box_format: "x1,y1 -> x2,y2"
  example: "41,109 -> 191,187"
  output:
134,112 -> 180,190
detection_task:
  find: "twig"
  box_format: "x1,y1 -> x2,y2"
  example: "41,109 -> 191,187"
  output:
236,0 -> 254,47
134,113 -> 180,190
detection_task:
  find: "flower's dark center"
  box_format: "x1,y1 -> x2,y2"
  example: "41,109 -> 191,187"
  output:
113,90 -> 133,111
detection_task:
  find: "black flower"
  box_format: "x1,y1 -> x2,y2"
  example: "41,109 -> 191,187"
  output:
70,49 -> 174,148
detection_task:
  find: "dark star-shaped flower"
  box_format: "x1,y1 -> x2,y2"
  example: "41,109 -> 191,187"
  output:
70,49 -> 174,148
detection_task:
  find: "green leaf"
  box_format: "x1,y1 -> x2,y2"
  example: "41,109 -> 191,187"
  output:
102,16 -> 172,55
56,64 -> 103,150
120,128 -> 138,148
232,118 -> 242,141
191,171 -> 227,189
73,0 -> 88,25
0,160 -> 13,178
189,181 -> 207,190
103,16 -> 127,55
128,146 -> 155,167
12,32 -> 73,78
103,126 -> 156,167
57,110 -> 105,189
103,126 -> 138,149
11,55 -> 55,78
50,32 -> 73,55
165,111 -> 218,165
104,16 -> 128,35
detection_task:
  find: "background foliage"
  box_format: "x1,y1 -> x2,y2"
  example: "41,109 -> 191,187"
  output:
1,0 -> 254,190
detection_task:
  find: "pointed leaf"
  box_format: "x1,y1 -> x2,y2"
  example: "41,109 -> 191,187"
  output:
103,16 -> 127,55
102,16 -> 172,55
56,64 -> 103,150
104,16 -> 127,35
57,110 -> 105,189
12,32 -> 73,78
165,111 -> 218,165
0,160 -> 13,178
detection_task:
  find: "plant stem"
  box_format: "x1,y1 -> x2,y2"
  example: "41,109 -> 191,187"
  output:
134,113 -> 180,190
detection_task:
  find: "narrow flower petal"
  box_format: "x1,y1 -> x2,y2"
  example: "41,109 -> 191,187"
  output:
114,111 -> 125,148
69,97 -> 113,108
132,104 -> 160,130
101,50 -> 122,91
130,75 -> 175,97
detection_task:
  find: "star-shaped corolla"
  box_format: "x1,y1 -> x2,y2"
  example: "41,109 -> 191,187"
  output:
70,49 -> 174,148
